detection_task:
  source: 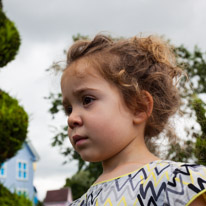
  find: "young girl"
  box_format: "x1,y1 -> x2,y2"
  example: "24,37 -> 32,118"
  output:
61,34 -> 206,206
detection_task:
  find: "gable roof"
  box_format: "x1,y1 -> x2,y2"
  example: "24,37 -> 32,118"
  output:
25,139 -> 40,161
44,188 -> 72,203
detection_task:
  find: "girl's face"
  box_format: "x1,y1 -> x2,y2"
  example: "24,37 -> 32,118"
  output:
61,59 -> 142,162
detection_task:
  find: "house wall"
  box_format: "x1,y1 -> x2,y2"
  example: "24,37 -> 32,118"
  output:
0,143 -> 35,200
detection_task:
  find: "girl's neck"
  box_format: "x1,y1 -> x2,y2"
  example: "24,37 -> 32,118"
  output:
95,140 -> 160,184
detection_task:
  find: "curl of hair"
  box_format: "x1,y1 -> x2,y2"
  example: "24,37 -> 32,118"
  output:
66,34 -> 182,139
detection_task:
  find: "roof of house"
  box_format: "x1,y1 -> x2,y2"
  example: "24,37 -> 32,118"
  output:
26,139 -> 40,161
44,188 -> 72,203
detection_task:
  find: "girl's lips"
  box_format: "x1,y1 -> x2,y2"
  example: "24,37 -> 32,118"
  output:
72,135 -> 88,145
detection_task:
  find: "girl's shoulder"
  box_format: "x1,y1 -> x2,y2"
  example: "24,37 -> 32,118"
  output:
69,160 -> 206,206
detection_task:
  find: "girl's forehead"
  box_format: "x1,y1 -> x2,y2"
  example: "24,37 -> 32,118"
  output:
62,59 -> 102,80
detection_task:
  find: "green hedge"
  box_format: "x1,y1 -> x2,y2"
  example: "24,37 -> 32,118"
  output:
0,90 -> 28,163
0,8 -> 21,68
0,183 -> 32,206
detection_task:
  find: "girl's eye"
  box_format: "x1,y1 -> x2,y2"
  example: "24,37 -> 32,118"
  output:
82,96 -> 95,106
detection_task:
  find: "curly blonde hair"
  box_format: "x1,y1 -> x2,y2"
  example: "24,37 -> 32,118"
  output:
65,34 -> 182,139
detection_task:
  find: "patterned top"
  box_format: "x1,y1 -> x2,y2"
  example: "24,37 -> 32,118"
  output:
69,160 -> 206,206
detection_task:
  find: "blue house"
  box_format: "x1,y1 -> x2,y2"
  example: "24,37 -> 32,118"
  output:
0,139 -> 39,204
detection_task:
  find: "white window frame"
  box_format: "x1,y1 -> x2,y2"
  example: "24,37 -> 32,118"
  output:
16,188 -> 29,197
16,160 -> 28,181
0,162 -> 7,178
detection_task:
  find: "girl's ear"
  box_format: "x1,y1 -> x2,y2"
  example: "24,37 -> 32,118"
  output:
133,91 -> 153,125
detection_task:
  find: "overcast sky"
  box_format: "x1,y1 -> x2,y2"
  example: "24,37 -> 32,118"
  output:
1,0 -> 206,201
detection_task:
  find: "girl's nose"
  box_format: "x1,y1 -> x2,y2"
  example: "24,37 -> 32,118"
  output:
67,111 -> 83,129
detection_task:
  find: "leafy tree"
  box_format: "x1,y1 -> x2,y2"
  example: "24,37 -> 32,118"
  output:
0,2 -> 20,68
0,1 -> 31,204
64,171 -> 95,200
166,45 -> 206,164
0,90 -> 28,163
0,1 -> 28,164
36,200 -> 44,206
47,34 -> 206,199
192,97 -> 206,165
0,183 -> 32,206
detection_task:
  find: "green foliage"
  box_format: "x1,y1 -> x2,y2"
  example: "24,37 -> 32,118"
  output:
175,45 -> 206,94
36,200 -> 43,206
195,137 -> 206,165
0,6 -> 31,204
64,171 -> 95,200
0,90 -> 28,163
166,140 -> 194,162
0,8 -> 21,68
192,97 -> 206,165
46,93 -> 63,117
72,33 -> 89,42
0,183 -> 32,206
165,45 -> 206,163
64,162 -> 102,200
192,97 -> 206,134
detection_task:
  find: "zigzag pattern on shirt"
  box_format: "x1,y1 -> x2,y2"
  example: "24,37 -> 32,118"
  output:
85,164 -> 173,204
168,164 -> 194,187
84,168 -> 147,203
69,161 -> 206,206
137,180 -> 168,203
86,187 -> 103,205
167,174 -> 184,195
93,184 -> 138,202
168,163 -> 206,194
142,166 -> 170,187
173,198 -> 187,206
115,168 -> 148,191
188,177 -> 206,193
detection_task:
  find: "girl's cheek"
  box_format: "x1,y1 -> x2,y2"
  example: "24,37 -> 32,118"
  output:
68,136 -> 75,147
68,130 -> 72,143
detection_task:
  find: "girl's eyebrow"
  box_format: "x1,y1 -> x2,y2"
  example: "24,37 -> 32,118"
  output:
72,87 -> 98,96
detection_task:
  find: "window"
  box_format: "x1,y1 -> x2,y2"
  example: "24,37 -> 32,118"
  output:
16,188 -> 28,197
17,160 -> 28,180
0,163 -> 6,178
